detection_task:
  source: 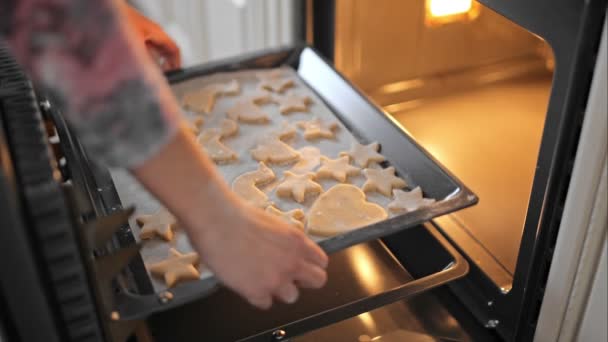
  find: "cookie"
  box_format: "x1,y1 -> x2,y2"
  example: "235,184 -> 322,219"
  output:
182,87 -> 218,114
361,167 -> 407,197
265,206 -> 306,230
297,117 -> 339,140
307,184 -> 387,237
148,248 -> 200,288
289,146 -> 322,174
275,93 -> 313,114
197,129 -> 238,163
315,156 -> 361,183
218,118 -> 239,138
249,87 -> 276,105
272,121 -> 298,141
340,142 -> 385,167
276,171 -> 323,203
182,80 -> 241,114
232,162 -> 275,208
136,210 -> 177,241
185,117 -> 205,135
257,71 -> 295,93
227,99 -> 271,124
251,137 -> 300,165
388,187 -> 436,214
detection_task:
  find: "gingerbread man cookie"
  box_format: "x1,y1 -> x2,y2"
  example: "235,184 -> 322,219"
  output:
136,210 -> 177,241
276,171 -> 323,203
297,117 -> 339,140
226,99 -> 271,124
307,184 -> 387,237
251,137 -> 301,165
362,167 -> 407,197
265,206 -> 306,230
388,187 -> 436,214
315,156 -> 361,183
340,142 -> 386,167
148,248 -> 200,288
232,162 -> 275,208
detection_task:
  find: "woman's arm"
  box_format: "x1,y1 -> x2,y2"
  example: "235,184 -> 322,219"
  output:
0,0 -> 327,308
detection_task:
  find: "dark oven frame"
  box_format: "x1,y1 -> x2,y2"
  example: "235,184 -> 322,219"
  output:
305,0 -> 607,340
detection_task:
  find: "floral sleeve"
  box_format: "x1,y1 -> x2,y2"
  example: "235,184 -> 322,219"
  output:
0,0 -> 181,168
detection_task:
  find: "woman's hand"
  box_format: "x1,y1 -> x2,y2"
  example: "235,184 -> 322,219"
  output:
133,126 -> 328,309
122,3 -> 181,71
189,197 -> 328,308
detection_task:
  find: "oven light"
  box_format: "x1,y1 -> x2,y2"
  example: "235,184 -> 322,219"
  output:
428,0 -> 472,17
425,0 -> 481,26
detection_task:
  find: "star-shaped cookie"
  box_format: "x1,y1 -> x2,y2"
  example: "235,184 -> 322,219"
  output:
361,167 -> 407,197
289,146 -> 322,174
275,94 -> 313,114
340,142 -> 386,167
388,187 -> 436,214
227,100 -> 271,124
265,206 -> 306,230
296,117 -> 339,140
136,210 -> 177,241
148,248 -> 200,288
315,156 -> 361,182
276,171 -> 323,203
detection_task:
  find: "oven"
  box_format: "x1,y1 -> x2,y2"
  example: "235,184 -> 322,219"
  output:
0,1 -> 606,342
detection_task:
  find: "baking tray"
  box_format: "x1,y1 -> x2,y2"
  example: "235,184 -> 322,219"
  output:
54,45 -> 477,320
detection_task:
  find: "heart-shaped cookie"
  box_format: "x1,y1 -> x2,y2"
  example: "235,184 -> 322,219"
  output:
308,184 -> 387,237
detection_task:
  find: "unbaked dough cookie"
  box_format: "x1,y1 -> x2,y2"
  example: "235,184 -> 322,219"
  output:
266,206 -> 306,230
226,99 -> 270,124
136,210 -> 177,241
289,146 -> 322,174
340,142 -> 386,167
297,117 -> 339,140
272,121 -> 298,141
232,162 -> 275,208
251,138 -> 301,164
275,93 -> 313,114
197,129 -> 238,163
308,184 -> 387,237
185,117 -> 205,135
182,87 -> 217,114
182,79 -> 241,114
362,167 -> 407,197
276,171 -> 323,203
249,87 -> 276,105
388,187 -> 436,214
219,118 -> 239,138
148,248 -> 200,288
315,156 -> 361,183
257,71 -> 295,93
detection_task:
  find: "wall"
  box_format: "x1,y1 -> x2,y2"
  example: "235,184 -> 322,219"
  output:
133,0 -> 297,67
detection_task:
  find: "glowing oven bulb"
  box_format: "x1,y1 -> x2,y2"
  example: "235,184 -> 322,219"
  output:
425,0 -> 480,26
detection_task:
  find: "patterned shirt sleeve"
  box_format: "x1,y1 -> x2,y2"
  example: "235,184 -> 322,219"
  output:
0,0 -> 181,168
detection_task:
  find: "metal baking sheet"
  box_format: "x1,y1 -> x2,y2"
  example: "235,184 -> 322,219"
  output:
110,46 -> 477,319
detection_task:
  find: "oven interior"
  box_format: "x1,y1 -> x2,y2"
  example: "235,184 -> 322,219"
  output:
334,0 -> 554,292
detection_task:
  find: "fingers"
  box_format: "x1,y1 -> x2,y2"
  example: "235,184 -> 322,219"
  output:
293,260 -> 328,289
300,233 -> 329,269
247,294 -> 273,310
274,282 -> 299,304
